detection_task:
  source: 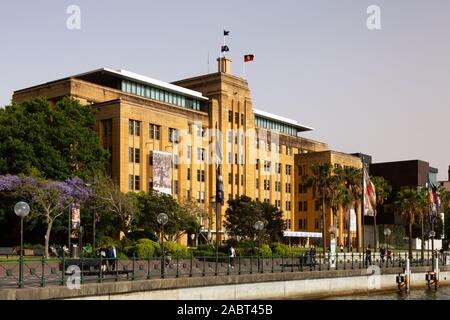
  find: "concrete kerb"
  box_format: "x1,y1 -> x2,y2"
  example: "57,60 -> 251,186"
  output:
1,266 -> 449,300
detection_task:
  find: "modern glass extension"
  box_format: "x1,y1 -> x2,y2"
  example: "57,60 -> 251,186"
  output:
255,115 -> 298,136
121,80 -> 202,111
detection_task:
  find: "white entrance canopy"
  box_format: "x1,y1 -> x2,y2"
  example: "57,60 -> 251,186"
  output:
283,231 -> 322,238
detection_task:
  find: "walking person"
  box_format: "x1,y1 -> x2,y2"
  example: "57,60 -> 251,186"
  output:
100,244 -> 108,272
365,245 -> 372,266
108,244 -> 117,271
229,246 -> 236,269
380,246 -> 386,264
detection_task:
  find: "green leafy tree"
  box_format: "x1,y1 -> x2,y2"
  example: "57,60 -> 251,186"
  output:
91,175 -> 137,239
133,191 -> 200,242
224,196 -> 285,243
0,97 -> 108,181
224,196 -> 261,241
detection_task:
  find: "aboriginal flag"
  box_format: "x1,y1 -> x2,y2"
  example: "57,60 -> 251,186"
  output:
244,54 -> 254,62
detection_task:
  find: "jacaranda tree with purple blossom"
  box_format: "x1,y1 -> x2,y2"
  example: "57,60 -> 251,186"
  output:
0,175 -> 90,258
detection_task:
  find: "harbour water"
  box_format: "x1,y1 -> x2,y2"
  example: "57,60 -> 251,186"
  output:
324,286 -> 450,300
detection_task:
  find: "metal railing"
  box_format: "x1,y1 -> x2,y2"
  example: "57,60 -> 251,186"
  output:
0,252 -> 448,289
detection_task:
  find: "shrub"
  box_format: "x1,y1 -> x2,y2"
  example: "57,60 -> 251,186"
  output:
271,243 -> 289,256
97,236 -> 119,248
257,244 -> 272,257
162,241 -> 189,257
135,239 -> 160,258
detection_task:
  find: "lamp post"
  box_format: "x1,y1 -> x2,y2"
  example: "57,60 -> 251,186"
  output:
430,230 -> 436,270
254,220 -> 264,272
328,225 -> 337,268
15,201 -> 30,288
384,227 -> 391,250
157,213 -> 168,278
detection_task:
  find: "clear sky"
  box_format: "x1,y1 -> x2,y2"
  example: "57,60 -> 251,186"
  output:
1,0 -> 449,180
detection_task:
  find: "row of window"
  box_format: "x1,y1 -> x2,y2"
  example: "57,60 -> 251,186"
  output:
122,80 -> 202,111
255,160 -> 292,175
228,173 -> 244,186
255,116 -> 298,136
228,111 -> 245,125
256,179 -> 291,193
256,139 -> 292,155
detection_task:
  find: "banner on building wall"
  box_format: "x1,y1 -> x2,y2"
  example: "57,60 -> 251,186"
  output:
349,208 -> 357,232
151,151 -> 172,195
70,204 -> 81,239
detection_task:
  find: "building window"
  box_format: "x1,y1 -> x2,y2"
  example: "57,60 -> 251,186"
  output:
235,112 -> 239,124
275,181 -> 281,192
256,139 -> 260,149
275,200 -> 281,208
286,165 -> 292,175
129,148 -> 140,163
197,148 -> 205,161
187,190 -> 191,199
286,183 -> 291,193
187,168 -> 191,180
134,175 -> 140,191
169,128 -> 179,143
235,174 -> 239,185
298,219 -> 303,230
228,131 -> 233,144
275,163 -> 281,174
298,184 -> 303,194
129,120 -> 141,136
287,219 -> 291,229
187,146 -> 192,159
197,126 -> 204,137
228,110 -> 233,123
241,114 -> 244,126
149,124 -> 160,140
256,178 -> 259,188
264,180 -> 270,191
286,147 -> 292,156
197,191 -> 205,204
228,173 -> 232,184
303,201 -> 308,211
128,174 -> 134,191
264,161 -> 271,172
298,201 -> 303,211
197,170 -> 205,182
256,159 -> 260,170
174,180 -> 178,194
315,219 -> 320,230
235,153 -> 238,165
173,155 -> 178,169
135,148 -> 140,164
128,147 -> 134,163
298,165 -> 303,176
228,152 -> 232,164
241,174 -> 244,186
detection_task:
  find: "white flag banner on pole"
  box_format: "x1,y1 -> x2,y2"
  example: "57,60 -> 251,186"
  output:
350,208 -> 357,232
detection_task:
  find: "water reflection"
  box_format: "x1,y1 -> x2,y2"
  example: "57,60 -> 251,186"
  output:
325,286 -> 450,300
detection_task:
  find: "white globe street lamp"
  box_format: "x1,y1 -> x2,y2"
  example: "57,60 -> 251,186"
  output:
14,201 -> 30,288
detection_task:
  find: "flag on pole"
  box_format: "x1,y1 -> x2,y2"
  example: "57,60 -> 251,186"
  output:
428,177 -> 440,206
224,30 -> 230,36
221,45 -> 230,53
363,167 -> 376,216
215,129 -> 224,206
244,54 -> 254,62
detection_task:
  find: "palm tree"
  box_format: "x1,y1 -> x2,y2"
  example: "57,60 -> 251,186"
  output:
396,188 -> 419,260
416,187 -> 430,261
306,162 -> 334,253
343,167 -> 362,251
371,176 -> 392,251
